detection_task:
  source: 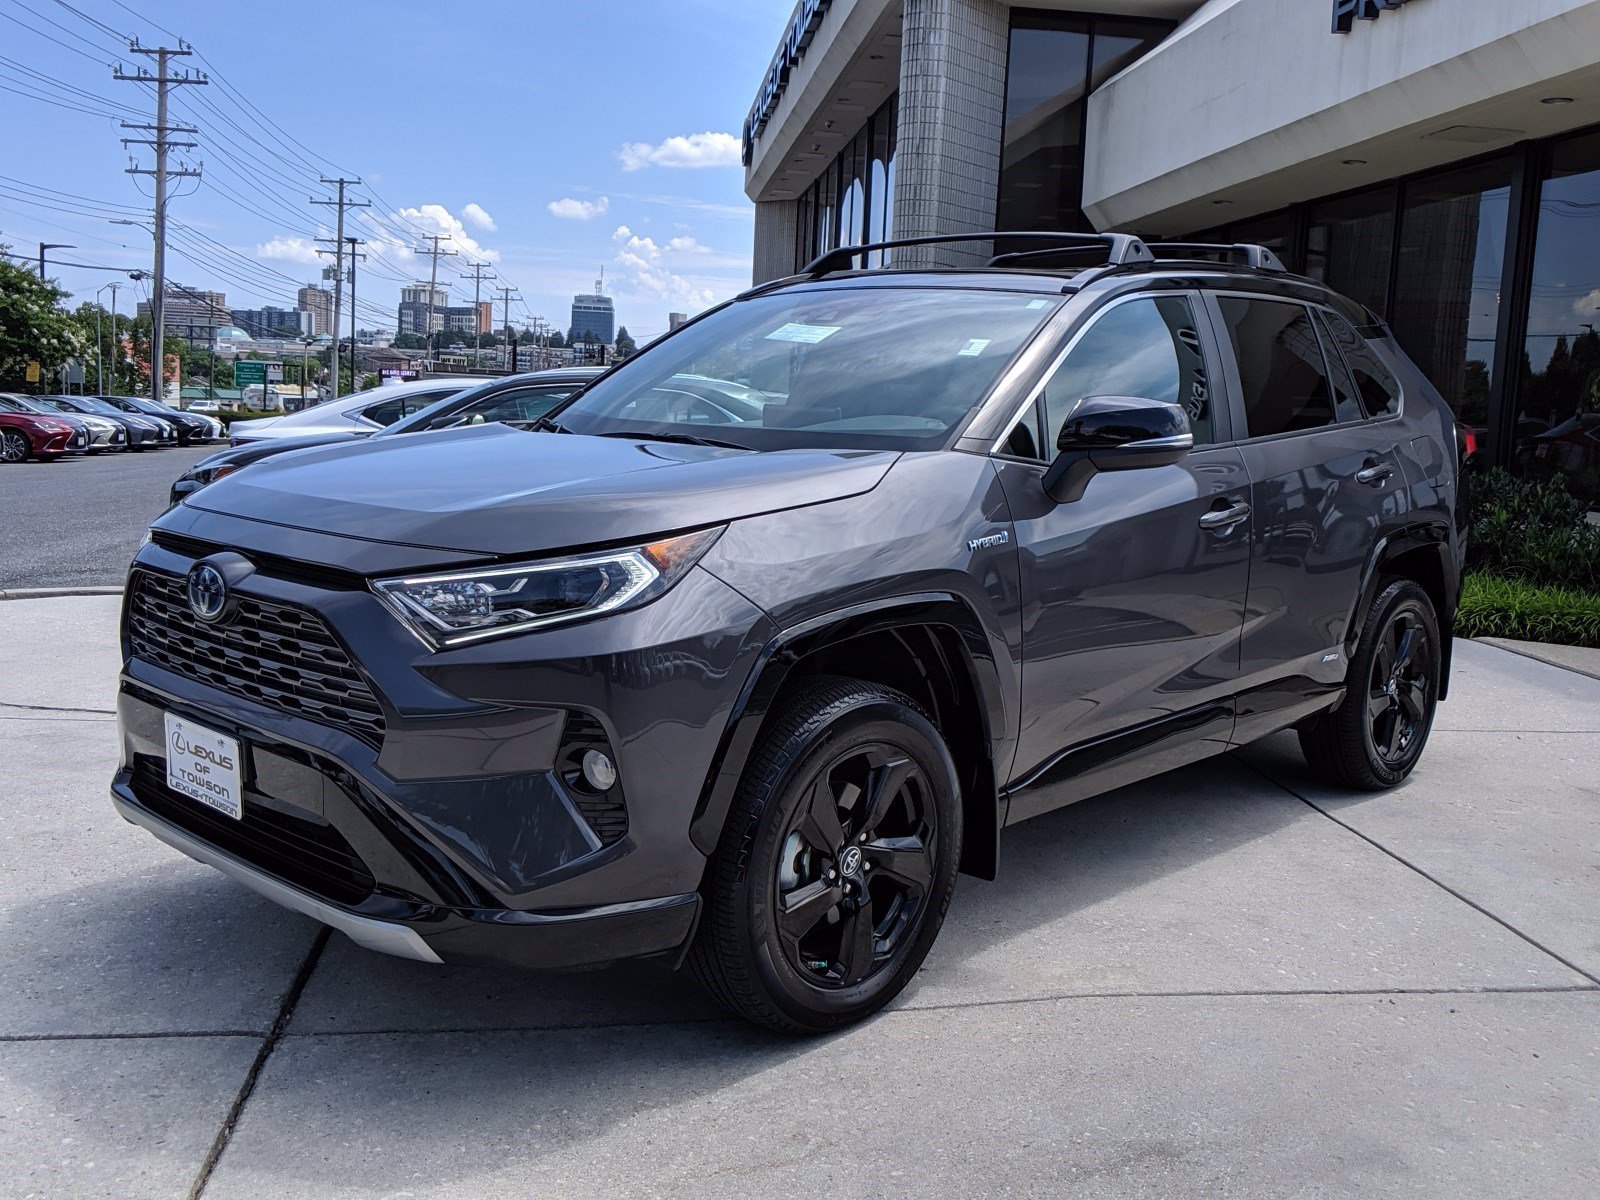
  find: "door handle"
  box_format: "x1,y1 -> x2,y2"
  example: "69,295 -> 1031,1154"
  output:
1198,500 -> 1251,532
1355,460 -> 1393,485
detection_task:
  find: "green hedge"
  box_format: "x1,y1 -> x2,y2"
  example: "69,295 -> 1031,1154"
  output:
1455,571 -> 1600,648
1464,468 -> 1600,590
215,408 -> 279,427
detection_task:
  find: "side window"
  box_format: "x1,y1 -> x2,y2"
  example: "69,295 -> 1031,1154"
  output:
1321,310 -> 1401,417
359,397 -> 407,426
468,388 -> 571,424
1039,295 -> 1215,452
1216,297 -> 1336,438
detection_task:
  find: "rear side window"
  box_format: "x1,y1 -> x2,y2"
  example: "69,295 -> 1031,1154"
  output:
1311,312 -> 1366,424
1320,309 -> 1401,417
359,397 -> 406,426
1216,297 -> 1336,438
1040,295 -> 1216,448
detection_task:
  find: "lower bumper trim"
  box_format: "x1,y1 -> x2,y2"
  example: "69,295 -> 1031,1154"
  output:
111,791 -> 443,964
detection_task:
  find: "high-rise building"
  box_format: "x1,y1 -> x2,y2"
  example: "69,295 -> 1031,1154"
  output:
569,271 -> 616,345
478,300 -> 495,339
397,282 -> 450,336
137,286 -> 227,344
297,284 -> 333,337
232,306 -> 311,338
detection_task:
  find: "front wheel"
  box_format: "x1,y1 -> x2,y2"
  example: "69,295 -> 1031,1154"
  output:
689,676 -> 961,1034
1300,578 -> 1441,789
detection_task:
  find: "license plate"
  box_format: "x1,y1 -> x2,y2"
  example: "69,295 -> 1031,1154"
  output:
164,713 -> 244,820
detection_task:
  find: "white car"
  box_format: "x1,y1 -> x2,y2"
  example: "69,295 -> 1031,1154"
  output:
226,377 -> 478,445
187,399 -> 220,414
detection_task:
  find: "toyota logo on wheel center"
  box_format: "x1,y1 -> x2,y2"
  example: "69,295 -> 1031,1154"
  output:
186,563 -> 229,623
839,845 -> 864,876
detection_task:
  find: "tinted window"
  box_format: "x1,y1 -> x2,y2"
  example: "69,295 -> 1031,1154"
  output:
1312,312 -> 1365,423
1040,295 -> 1214,450
1217,298 -> 1337,437
466,387 -> 572,424
1321,309 -> 1401,417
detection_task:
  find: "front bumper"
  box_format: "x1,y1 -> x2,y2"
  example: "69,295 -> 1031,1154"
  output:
113,529 -> 774,969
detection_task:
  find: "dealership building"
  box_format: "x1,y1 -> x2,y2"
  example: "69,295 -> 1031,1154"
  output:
743,0 -> 1600,503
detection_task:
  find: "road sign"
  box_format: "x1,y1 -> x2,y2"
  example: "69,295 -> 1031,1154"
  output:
265,362 -> 283,383
233,361 -> 266,387
25,361 -> 40,383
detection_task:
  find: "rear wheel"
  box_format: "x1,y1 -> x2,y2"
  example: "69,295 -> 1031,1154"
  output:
1300,578 -> 1440,789
689,676 -> 961,1034
1,429 -> 30,463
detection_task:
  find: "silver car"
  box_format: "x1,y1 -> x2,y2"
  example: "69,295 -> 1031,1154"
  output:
227,378 -> 478,445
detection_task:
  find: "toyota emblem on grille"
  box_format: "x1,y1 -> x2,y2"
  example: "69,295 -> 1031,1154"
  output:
186,562 -> 229,623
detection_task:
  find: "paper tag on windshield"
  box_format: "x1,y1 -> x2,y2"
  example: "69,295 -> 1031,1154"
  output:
1027,299 -> 1050,309
958,339 -> 992,357
767,322 -> 841,345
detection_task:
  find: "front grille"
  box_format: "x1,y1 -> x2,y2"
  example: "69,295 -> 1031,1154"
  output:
131,756 -> 374,905
128,569 -> 387,746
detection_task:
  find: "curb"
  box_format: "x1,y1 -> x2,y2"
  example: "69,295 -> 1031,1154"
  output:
0,586 -> 124,601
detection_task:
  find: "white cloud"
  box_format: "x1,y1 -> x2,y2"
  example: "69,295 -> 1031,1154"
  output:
1572,289 -> 1600,318
609,225 -> 717,310
255,236 -> 322,265
389,203 -> 500,263
548,196 -> 611,221
618,131 -> 741,172
461,202 -> 497,232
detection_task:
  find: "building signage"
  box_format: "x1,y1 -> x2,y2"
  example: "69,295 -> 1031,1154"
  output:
743,0 -> 834,165
1332,0 -> 1419,34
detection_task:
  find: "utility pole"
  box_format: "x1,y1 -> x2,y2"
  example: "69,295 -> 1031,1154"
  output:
311,177 -> 368,398
107,282 -> 120,395
494,286 -> 521,371
416,235 -> 458,369
461,262 -> 495,370
115,42 -> 205,406
345,235 -> 365,391
38,243 -> 74,279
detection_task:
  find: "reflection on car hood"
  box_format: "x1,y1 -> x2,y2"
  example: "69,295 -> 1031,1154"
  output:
184,423 -> 898,556
192,430 -> 368,473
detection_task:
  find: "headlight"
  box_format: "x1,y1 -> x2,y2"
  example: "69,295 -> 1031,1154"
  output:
372,527 -> 723,648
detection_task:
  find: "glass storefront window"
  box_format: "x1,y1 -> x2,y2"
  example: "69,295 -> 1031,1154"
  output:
1516,130 -> 1600,506
1306,185 -> 1396,317
1389,156 -> 1513,428
792,96 -> 897,270
998,14 -> 1169,236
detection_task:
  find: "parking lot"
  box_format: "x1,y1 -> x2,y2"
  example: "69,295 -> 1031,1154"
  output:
0,444 -> 214,592
1,583 -> 1596,1196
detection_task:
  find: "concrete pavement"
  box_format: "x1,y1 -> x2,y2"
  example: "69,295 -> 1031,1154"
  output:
1,597 -> 1596,1197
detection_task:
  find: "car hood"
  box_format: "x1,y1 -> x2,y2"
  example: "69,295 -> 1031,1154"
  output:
184,424 -> 898,556
194,430 -> 368,472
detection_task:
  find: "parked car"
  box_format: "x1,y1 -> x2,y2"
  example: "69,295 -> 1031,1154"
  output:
115,234 -> 1463,1033
0,406 -> 85,461
0,394 -> 116,452
169,368 -> 603,506
96,394 -> 221,444
187,399 -> 220,414
33,395 -> 172,449
225,377 -> 480,445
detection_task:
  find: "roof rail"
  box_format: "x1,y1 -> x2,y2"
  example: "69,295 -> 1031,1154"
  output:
801,232 -> 1154,278
1146,242 -> 1287,273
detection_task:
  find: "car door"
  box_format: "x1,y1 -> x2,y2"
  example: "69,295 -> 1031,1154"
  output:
990,290 -> 1253,822
1201,291 -> 1411,742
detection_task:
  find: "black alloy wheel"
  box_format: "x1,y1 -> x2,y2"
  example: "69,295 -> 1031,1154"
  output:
691,676 -> 961,1033
1300,578 -> 1441,790
1,429 -> 29,463
774,741 -> 936,989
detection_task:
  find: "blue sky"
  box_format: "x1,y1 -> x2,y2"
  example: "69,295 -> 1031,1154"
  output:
1,0 -> 793,340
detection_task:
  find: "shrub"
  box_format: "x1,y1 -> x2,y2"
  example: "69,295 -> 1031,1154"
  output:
1464,468 -> 1600,590
215,408 -> 279,427
1454,571 -> 1600,648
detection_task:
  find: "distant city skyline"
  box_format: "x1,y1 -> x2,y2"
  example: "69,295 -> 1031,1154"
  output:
2,1 -> 787,343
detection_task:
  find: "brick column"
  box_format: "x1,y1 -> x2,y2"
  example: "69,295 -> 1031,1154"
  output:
752,198 -> 801,284
893,0 -> 1009,268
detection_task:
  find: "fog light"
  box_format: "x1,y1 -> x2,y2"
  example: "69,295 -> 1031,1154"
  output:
581,749 -> 617,791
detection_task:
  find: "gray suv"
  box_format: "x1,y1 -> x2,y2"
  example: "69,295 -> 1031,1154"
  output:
112,234 -> 1463,1033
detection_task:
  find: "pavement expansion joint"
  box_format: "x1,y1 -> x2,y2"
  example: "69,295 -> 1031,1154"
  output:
1238,757 -> 1600,988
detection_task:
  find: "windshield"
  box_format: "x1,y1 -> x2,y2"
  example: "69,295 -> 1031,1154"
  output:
71,397 -> 124,416
552,287 -> 1061,451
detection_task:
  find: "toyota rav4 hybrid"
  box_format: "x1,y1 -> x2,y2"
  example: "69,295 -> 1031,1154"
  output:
114,234 -> 1464,1033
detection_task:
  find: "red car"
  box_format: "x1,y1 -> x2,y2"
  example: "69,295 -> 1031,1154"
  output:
0,409 -> 83,463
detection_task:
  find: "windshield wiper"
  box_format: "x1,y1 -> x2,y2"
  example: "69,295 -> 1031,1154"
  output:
530,416 -> 573,434
593,428 -> 749,451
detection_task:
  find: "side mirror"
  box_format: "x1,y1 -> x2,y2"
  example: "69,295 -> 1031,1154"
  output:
1041,395 -> 1193,504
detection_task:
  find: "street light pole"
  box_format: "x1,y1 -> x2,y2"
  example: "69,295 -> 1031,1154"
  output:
38,243 -> 75,279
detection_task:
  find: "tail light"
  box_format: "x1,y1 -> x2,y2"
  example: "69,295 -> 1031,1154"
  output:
1455,422 -> 1478,467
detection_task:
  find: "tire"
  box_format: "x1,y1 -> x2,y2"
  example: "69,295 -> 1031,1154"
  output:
1299,578 -> 1441,790
1,429 -> 30,463
689,675 -> 962,1034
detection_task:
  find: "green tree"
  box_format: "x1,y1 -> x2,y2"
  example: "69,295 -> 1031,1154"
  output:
615,326 -> 637,358
392,332 -> 427,350
0,247 -> 82,390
